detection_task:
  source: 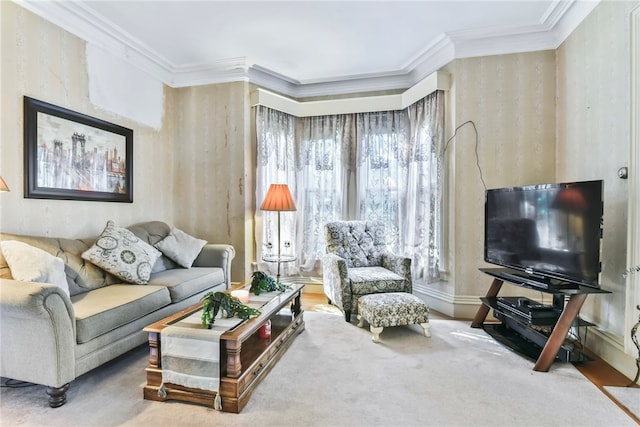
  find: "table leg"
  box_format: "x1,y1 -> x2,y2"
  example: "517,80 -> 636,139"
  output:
291,291 -> 302,317
225,340 -> 242,378
471,278 -> 503,328
534,293 -> 587,372
147,331 -> 160,367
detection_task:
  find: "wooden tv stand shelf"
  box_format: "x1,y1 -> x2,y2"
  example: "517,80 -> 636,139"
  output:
143,284 -> 305,413
471,268 -> 610,372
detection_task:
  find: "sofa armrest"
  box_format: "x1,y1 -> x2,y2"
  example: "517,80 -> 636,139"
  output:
381,252 -> 412,293
322,253 -> 352,311
0,278 -> 76,388
192,244 -> 235,289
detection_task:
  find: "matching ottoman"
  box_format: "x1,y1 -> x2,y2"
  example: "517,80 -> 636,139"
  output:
357,292 -> 431,343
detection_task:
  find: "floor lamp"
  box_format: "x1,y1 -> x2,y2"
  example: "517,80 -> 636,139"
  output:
260,184 -> 296,282
0,176 -> 9,192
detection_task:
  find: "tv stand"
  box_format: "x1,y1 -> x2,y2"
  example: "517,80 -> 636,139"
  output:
472,268 -> 610,372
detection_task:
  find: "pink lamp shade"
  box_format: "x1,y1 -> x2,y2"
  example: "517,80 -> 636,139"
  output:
260,184 -> 296,212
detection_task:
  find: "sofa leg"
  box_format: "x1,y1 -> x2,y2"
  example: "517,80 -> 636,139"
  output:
46,383 -> 69,408
344,310 -> 351,322
327,298 -> 332,305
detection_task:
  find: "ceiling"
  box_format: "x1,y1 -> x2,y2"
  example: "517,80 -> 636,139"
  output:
18,0 -> 598,98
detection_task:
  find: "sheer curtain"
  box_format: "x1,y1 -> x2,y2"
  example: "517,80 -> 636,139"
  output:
405,91 -> 445,283
255,90 -> 445,283
296,114 -> 354,272
355,91 -> 444,283
355,110 -> 409,250
255,106 -> 298,276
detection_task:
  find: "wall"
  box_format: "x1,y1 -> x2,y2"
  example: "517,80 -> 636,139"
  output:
422,51 -> 557,318
0,2 -> 176,238
556,0 -> 639,377
173,83 -> 253,283
3,0 -> 637,374
1,2 -> 259,285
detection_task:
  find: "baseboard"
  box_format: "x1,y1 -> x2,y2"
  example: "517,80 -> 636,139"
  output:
278,276 -> 324,294
585,327 -> 639,384
413,284 -> 484,320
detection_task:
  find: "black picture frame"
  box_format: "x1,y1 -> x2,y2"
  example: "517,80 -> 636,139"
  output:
23,96 -> 133,203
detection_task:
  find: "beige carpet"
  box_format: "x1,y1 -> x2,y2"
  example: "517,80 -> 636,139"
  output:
604,386 -> 640,420
1,312 -> 635,427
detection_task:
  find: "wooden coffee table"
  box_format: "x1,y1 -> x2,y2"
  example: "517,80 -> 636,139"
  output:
143,283 -> 305,413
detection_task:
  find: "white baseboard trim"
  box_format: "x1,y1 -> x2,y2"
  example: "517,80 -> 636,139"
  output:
413,284 -> 483,320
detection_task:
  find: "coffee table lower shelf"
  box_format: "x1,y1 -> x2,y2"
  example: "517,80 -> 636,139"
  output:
143,284 -> 305,413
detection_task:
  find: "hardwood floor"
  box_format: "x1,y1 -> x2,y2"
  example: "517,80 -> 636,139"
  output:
574,352 -> 640,424
300,291 -> 639,423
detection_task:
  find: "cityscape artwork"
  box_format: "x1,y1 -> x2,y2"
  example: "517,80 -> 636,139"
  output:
24,97 -> 133,202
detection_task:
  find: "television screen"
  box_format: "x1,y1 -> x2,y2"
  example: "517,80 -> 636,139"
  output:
484,180 -> 603,288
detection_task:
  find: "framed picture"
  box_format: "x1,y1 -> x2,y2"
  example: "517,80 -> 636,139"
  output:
23,96 -> 133,202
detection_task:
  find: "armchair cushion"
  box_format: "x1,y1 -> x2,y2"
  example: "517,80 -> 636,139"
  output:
348,266 -> 406,295
325,221 -> 386,267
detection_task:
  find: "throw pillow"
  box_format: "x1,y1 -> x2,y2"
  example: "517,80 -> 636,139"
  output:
154,227 -> 207,268
0,240 -> 70,296
81,220 -> 161,285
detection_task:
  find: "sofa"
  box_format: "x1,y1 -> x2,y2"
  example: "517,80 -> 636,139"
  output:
0,220 -> 235,408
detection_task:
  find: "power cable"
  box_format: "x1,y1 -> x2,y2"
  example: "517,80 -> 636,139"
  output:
443,120 -> 487,191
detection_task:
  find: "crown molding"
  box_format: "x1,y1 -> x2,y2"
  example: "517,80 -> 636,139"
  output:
15,0 -> 599,98
250,70 -> 450,117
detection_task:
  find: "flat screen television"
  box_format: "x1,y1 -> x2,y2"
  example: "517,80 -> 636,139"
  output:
484,180 -> 603,289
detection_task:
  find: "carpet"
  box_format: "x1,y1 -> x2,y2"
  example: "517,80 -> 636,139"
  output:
1,312 -> 635,427
604,386 -> 640,420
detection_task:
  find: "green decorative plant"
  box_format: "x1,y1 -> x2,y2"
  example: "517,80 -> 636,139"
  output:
249,271 -> 291,295
200,291 -> 261,329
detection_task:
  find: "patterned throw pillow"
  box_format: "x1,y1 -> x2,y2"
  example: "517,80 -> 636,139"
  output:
81,220 -> 161,285
154,227 -> 207,268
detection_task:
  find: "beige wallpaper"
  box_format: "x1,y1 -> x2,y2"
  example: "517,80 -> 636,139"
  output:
0,2 -> 176,239
174,82 -> 253,282
3,0 -> 637,334
556,0 -> 638,337
443,51 -> 557,304
1,2 -> 258,283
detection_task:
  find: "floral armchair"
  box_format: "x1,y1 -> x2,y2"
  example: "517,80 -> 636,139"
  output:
322,220 -> 412,322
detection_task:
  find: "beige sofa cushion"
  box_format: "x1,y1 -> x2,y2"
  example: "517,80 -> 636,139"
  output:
148,267 -> 224,303
72,284 -> 171,344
